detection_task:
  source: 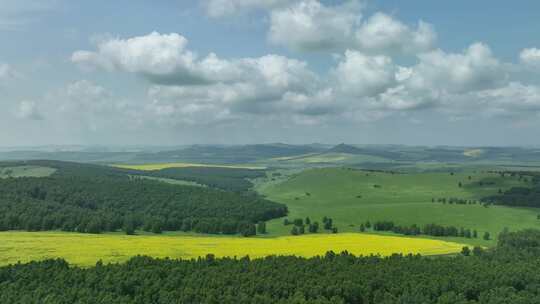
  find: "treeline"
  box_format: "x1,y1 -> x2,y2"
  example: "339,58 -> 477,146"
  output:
484,172 -> 540,208
487,170 -> 538,182
0,175 -> 287,235
372,220 -> 485,239
3,230 -> 540,303
143,167 -> 266,192
432,197 -> 480,205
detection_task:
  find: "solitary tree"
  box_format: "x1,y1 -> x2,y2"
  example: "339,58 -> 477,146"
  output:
472,246 -> 484,256
359,223 -> 366,232
257,221 -> 267,234
181,219 -> 192,232
309,222 -> 319,233
87,219 -> 102,234
483,231 -> 491,240
151,221 -> 163,234
123,219 -> 135,235
461,246 -> 470,256
324,218 -> 333,230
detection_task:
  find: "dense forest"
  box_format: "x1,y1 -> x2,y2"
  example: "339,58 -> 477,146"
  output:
143,167 -> 266,192
1,230 -> 540,303
0,161 -> 287,235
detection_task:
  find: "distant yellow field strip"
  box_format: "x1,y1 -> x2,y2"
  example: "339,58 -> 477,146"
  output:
112,163 -> 266,171
0,232 -> 465,267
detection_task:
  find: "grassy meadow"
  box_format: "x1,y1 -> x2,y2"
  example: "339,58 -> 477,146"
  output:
0,165 -> 56,178
113,162 -> 265,171
0,231 -> 465,267
258,167 -> 540,245
269,152 -> 390,165
133,175 -> 206,187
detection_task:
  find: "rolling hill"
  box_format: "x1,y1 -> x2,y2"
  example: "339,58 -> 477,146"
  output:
257,167 -> 540,245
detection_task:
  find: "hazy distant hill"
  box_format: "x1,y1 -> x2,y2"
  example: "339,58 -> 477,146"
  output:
1,144 -> 540,167
327,143 -> 365,154
326,144 -> 407,160
133,144 -> 325,164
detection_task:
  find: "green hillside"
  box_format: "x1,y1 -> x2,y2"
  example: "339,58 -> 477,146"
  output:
258,167 -> 540,245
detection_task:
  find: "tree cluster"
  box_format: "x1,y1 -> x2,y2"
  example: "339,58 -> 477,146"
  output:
288,217 -> 321,235
285,217 -> 333,235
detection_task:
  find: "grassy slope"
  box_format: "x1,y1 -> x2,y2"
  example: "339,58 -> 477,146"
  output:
258,168 -> 540,246
112,163 -> 265,171
0,231 -> 465,267
134,175 -> 206,187
283,152 -> 389,164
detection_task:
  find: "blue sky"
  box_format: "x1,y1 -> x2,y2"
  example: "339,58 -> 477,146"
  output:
1,0 -> 540,146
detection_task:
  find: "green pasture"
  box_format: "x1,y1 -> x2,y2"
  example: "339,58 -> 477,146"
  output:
258,167 -> 540,246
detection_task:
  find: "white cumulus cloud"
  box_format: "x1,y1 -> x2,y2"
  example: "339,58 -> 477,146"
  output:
72,32 -> 319,88
209,0 -> 436,56
72,32 -> 205,85
520,48 -> 540,67
407,42 -> 506,94
268,0 -> 361,51
355,12 -> 436,54
333,50 -> 396,97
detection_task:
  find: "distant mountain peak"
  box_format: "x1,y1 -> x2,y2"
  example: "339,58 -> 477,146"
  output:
328,144 -> 364,154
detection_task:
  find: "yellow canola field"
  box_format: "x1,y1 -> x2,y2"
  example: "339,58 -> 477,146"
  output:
0,232 -> 465,267
112,163 -> 265,171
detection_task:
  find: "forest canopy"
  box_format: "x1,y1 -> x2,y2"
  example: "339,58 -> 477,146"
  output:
0,161 -> 287,235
